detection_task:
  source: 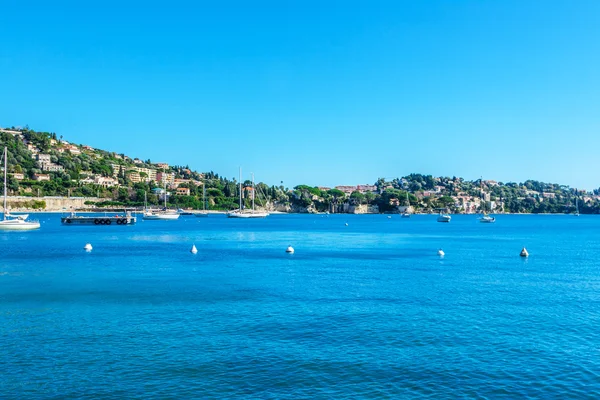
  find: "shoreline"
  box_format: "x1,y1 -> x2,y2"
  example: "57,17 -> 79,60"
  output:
5,210 -> 587,216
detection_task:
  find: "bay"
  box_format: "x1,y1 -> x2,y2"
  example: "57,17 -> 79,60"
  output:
1,213 -> 599,398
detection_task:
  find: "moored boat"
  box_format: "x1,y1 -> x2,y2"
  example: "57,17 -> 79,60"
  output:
227,169 -> 269,219
437,211 -> 451,223
0,147 -> 40,231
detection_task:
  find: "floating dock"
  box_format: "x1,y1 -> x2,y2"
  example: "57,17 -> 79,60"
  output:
61,212 -> 137,226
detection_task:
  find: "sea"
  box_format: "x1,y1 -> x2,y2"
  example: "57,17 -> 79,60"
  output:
1,213 -> 599,399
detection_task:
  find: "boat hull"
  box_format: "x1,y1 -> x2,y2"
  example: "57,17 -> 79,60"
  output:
437,216 -> 451,223
143,213 -> 180,220
227,212 -> 269,218
0,220 -> 41,230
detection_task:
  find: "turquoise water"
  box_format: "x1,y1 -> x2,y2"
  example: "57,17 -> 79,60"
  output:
1,214 -> 600,398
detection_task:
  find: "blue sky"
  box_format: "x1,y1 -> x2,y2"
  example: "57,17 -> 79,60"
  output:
2,1 -> 600,189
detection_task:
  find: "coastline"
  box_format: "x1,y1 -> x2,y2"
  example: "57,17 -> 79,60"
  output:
7,210 -> 585,215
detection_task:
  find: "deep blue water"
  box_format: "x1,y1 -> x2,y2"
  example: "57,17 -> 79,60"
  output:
1,213 -> 600,398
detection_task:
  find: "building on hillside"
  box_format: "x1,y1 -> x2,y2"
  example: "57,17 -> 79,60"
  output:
82,145 -> 94,151
156,163 -> 169,170
133,158 -> 143,164
173,178 -> 192,188
66,145 -> 81,155
135,167 -> 157,182
11,173 -> 25,180
127,171 -> 141,183
318,186 -> 331,192
356,184 -> 377,193
110,164 -> 122,178
176,187 -> 190,196
542,192 -> 556,199
79,177 -> 96,185
335,186 -> 356,195
33,174 -> 50,181
95,176 -> 118,188
156,172 -> 175,187
37,154 -> 51,164
42,163 -> 64,172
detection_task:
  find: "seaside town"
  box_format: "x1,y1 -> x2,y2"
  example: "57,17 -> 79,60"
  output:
1,126 -> 598,214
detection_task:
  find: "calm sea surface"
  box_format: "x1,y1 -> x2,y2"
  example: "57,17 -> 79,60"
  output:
1,213 -> 600,398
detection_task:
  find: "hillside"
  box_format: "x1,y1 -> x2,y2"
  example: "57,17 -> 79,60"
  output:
1,126 -> 599,214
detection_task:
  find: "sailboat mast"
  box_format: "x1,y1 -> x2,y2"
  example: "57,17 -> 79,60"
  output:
3,147 -> 6,219
203,182 -> 206,211
239,167 -> 242,211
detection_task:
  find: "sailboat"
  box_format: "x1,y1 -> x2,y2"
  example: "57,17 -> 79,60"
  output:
143,185 -> 180,220
195,182 -> 208,217
574,196 -> 580,216
227,168 -> 269,218
0,147 -> 40,230
401,191 -> 411,218
478,178 -> 495,223
437,210 -> 451,223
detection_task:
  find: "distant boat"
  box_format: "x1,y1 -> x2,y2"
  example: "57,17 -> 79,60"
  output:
195,182 -> 208,217
227,168 -> 269,218
437,211 -> 451,223
177,208 -> 194,215
401,191 -> 411,218
143,188 -> 180,220
575,196 -> 580,216
0,147 -> 40,230
478,178 -> 495,223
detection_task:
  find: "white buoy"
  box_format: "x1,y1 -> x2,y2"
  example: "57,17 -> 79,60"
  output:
190,244 -> 198,254
520,247 -> 529,257
286,246 -> 294,254
84,243 -> 93,252
437,248 -> 445,256
345,223 -> 349,226
388,216 -> 392,219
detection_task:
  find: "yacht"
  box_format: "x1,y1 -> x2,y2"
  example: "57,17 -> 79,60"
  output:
437,211 -> 451,223
143,189 -> 180,220
401,191 -> 411,218
479,214 -> 496,223
227,169 -> 269,218
195,183 -> 208,217
478,178 -> 495,223
0,147 -> 40,230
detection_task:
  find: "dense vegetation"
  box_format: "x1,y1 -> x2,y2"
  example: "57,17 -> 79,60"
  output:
1,126 -> 600,213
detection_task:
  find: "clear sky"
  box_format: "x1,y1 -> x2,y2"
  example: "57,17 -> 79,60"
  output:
2,0 -> 600,189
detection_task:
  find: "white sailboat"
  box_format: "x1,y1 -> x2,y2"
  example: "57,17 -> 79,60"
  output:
437,210 -> 451,223
574,195 -> 580,216
0,147 -> 40,230
478,178 -> 495,223
227,168 -> 269,218
143,186 -> 180,220
401,191 -> 411,218
195,182 -> 208,217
